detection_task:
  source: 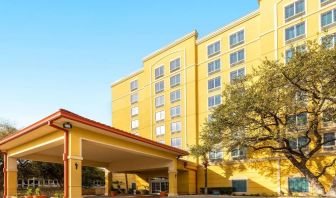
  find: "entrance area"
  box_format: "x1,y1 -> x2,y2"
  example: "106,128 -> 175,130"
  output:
151,177 -> 169,194
0,109 -> 194,197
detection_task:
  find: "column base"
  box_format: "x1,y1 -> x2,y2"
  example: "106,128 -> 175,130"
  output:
168,193 -> 179,197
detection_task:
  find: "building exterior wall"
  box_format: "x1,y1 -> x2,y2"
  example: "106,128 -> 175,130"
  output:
111,0 -> 336,195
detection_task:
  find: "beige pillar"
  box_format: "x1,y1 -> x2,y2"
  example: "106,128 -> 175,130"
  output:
68,157 -> 82,197
105,169 -> 112,196
6,157 -> 17,198
168,160 -> 178,196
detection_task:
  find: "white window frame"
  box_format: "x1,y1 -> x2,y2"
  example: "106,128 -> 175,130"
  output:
230,49 -> 245,66
130,80 -> 138,91
208,76 -> 221,91
171,121 -> 181,133
170,58 -> 181,72
208,94 -> 222,108
230,67 -> 246,84
170,74 -> 181,88
170,89 -> 181,103
229,29 -> 245,48
155,125 -> 165,136
285,21 -> 306,43
155,81 -> 164,94
208,59 -> 221,75
209,150 -> 223,161
284,0 -> 305,22
155,110 -> 165,122
170,106 -> 181,118
155,65 -> 164,79
171,137 -> 182,148
207,40 -> 221,58
321,0 -> 336,7
130,93 -> 138,104
155,95 -> 165,108
131,107 -> 139,117
131,120 -> 139,130
323,132 -> 336,149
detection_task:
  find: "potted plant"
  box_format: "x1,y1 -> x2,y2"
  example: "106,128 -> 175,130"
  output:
160,191 -> 168,197
24,187 -> 33,198
33,187 -> 47,198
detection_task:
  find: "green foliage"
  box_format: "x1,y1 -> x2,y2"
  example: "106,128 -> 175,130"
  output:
202,40 -> 336,194
26,187 -> 33,196
35,187 -> 40,195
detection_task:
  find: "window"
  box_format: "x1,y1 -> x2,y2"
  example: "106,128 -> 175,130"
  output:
155,81 -> 164,93
232,180 -> 247,193
158,140 -> 165,144
208,76 -> 221,90
131,120 -> 139,129
285,0 -> 305,21
208,95 -> 222,108
130,80 -> 138,91
230,68 -> 246,84
131,107 -> 139,116
231,147 -> 247,159
208,59 -> 221,74
323,132 -> 336,148
322,108 -> 336,127
171,121 -> 181,133
170,89 -> 181,103
130,93 -> 138,104
170,58 -> 180,72
285,45 -> 306,63
155,111 -> 165,122
170,106 -> 181,118
322,34 -> 336,48
155,95 -> 165,107
287,113 -> 308,130
288,177 -> 309,192
285,22 -> 305,42
207,41 -> 221,57
289,136 -> 309,150
209,150 -> 223,161
155,66 -> 164,79
321,10 -> 336,28
230,30 -> 245,48
170,74 -> 181,88
156,125 -> 165,136
230,49 -> 245,66
321,0 -> 336,6
171,137 -> 182,148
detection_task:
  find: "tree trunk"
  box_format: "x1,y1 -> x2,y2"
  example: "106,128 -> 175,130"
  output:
204,165 -> 208,195
125,173 -> 129,193
327,176 -> 336,197
285,155 -> 326,195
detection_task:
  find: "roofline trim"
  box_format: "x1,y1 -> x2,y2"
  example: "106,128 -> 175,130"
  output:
111,68 -> 144,87
142,30 -> 198,62
196,9 -> 260,44
0,109 -> 189,156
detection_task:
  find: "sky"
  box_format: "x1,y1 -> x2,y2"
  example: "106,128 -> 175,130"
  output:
0,0 -> 259,129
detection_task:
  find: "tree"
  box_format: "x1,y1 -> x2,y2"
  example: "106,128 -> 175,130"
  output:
0,120 -> 17,190
201,40 -> 336,195
190,143 -> 214,194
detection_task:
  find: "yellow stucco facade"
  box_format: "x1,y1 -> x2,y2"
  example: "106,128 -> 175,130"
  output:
111,0 -> 336,196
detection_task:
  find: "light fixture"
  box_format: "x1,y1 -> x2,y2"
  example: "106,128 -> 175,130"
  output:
63,122 -> 72,129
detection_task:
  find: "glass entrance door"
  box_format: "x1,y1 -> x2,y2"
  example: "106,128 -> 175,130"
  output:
150,177 -> 169,194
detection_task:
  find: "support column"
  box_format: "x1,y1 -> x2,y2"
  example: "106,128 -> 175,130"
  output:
104,169 -> 112,196
68,156 -> 82,197
6,157 -> 17,198
68,130 -> 83,198
168,160 -> 178,196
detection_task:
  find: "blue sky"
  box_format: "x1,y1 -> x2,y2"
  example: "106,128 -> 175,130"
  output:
0,0 -> 258,128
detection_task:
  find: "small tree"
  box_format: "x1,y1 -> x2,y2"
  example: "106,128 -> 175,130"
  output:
202,40 -> 336,195
190,143 -> 214,194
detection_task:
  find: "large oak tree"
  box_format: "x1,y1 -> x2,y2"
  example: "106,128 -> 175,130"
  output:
201,40 -> 336,195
